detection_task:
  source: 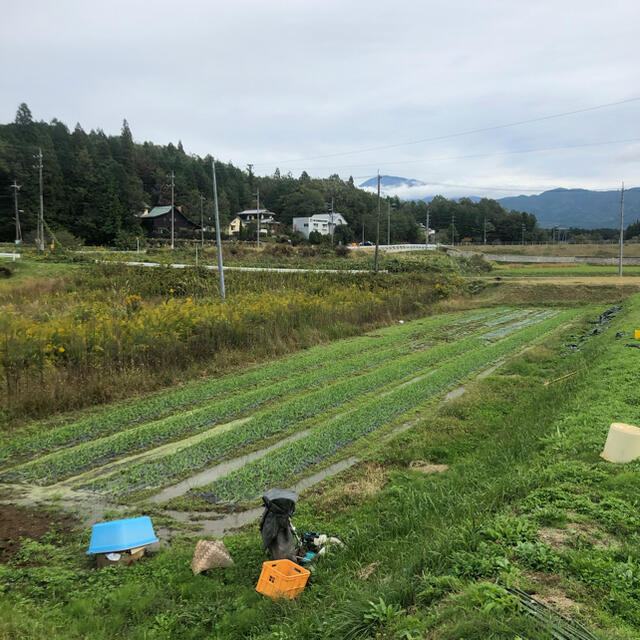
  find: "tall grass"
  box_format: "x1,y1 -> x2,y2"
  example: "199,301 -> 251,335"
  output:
0,263 -> 467,426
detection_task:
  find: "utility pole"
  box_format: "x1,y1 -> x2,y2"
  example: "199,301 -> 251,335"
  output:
374,171 -> 381,273
362,218 -> 365,244
212,158 -> 226,299
170,170 -> 175,249
425,210 -> 430,250
483,217 -> 487,245
451,214 -> 455,247
619,181 -> 625,277
10,180 -> 22,244
200,195 -> 205,245
387,198 -> 391,246
330,197 -> 335,245
255,187 -> 261,248
35,148 -> 44,251
521,223 -> 525,246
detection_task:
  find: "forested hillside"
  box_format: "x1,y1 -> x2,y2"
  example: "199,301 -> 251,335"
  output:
0,104 -> 539,246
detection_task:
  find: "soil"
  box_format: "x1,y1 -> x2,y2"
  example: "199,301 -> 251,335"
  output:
538,522 -> 617,551
0,503 -> 77,563
524,571 -> 579,618
409,460 -> 449,474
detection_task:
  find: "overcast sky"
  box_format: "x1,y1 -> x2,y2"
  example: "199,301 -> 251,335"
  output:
1,0 -> 639,197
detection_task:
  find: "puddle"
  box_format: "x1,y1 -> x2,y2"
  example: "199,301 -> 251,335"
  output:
54,417 -> 253,489
444,386 -> 466,401
160,457 -> 360,538
149,428 -> 312,503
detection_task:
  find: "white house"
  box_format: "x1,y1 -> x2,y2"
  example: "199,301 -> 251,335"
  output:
292,213 -> 348,239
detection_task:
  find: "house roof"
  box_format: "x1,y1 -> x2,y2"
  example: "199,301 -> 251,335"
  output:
140,206 -> 172,218
236,209 -> 276,217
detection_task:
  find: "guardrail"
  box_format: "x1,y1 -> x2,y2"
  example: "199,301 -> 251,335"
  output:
346,243 -> 438,252
0,252 -> 20,261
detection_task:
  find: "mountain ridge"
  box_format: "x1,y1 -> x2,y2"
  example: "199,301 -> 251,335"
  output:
358,176 -> 637,229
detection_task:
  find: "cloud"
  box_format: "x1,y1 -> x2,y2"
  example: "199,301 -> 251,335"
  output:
1,0 -> 639,193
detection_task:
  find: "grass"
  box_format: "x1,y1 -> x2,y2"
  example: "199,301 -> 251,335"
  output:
2,271 -> 640,638
0,256 -> 474,427
0,299 -> 607,639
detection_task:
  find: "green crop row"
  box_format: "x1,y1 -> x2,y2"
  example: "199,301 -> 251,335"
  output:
480,310 -> 558,339
0,307 -> 508,465
194,310 -> 578,503
84,312 -> 533,496
2,334 -> 438,485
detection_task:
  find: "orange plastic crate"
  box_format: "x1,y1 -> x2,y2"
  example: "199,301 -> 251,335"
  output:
256,559 -> 310,600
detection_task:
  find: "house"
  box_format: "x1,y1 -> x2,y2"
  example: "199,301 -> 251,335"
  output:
138,205 -> 198,236
227,208 -> 278,236
292,213 -> 348,239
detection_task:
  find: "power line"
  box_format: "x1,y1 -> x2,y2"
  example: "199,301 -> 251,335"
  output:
284,136 -> 640,173
254,96 -> 640,166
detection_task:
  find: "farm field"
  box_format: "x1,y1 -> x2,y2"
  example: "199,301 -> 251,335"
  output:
3,293 -> 640,639
0,306 -> 573,506
454,243 -> 640,258
490,264 -> 640,278
0,253 -> 477,426
3,253 -> 640,640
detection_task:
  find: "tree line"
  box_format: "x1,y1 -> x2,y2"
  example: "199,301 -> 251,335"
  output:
1,103 -> 544,246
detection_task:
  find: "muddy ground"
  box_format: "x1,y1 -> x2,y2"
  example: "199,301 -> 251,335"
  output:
0,504 -> 77,564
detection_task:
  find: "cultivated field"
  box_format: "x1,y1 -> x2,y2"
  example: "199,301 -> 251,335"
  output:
0,307 -> 575,517
3,253 -> 640,640
456,243 -> 640,258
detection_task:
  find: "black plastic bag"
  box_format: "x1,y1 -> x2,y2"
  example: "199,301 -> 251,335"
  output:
259,489 -> 298,561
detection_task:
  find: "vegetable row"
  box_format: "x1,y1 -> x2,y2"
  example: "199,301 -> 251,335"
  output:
2,335 -> 431,485
84,314 -> 530,496
192,310 -> 577,503
0,306 -> 508,464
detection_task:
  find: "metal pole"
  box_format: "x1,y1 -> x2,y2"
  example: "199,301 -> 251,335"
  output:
136,237 -> 140,253
37,148 -> 44,250
200,195 -> 205,245
362,218 -> 365,244
451,214 -> 455,247
619,181 -> 625,277
331,197 -> 335,245
170,170 -> 175,250
387,198 -> 391,246
256,187 -> 261,248
521,223 -> 525,245
483,217 -> 487,245
11,180 -> 22,244
425,210 -> 429,250
212,158 -> 226,299
374,171 -> 381,273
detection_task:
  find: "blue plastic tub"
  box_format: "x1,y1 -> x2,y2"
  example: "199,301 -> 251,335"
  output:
87,516 -> 158,554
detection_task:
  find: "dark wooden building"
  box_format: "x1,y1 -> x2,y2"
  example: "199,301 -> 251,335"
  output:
138,206 -> 199,237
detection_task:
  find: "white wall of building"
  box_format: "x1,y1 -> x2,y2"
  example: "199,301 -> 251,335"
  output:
292,213 -> 347,239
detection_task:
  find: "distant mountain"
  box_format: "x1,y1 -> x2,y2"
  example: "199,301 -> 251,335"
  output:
496,188 -> 639,229
360,175 -> 637,229
359,175 -> 427,189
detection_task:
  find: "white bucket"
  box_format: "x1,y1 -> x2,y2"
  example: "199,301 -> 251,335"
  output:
601,423 -> 640,463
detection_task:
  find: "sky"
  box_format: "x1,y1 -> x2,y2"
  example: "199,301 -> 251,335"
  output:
1,0 -> 639,198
